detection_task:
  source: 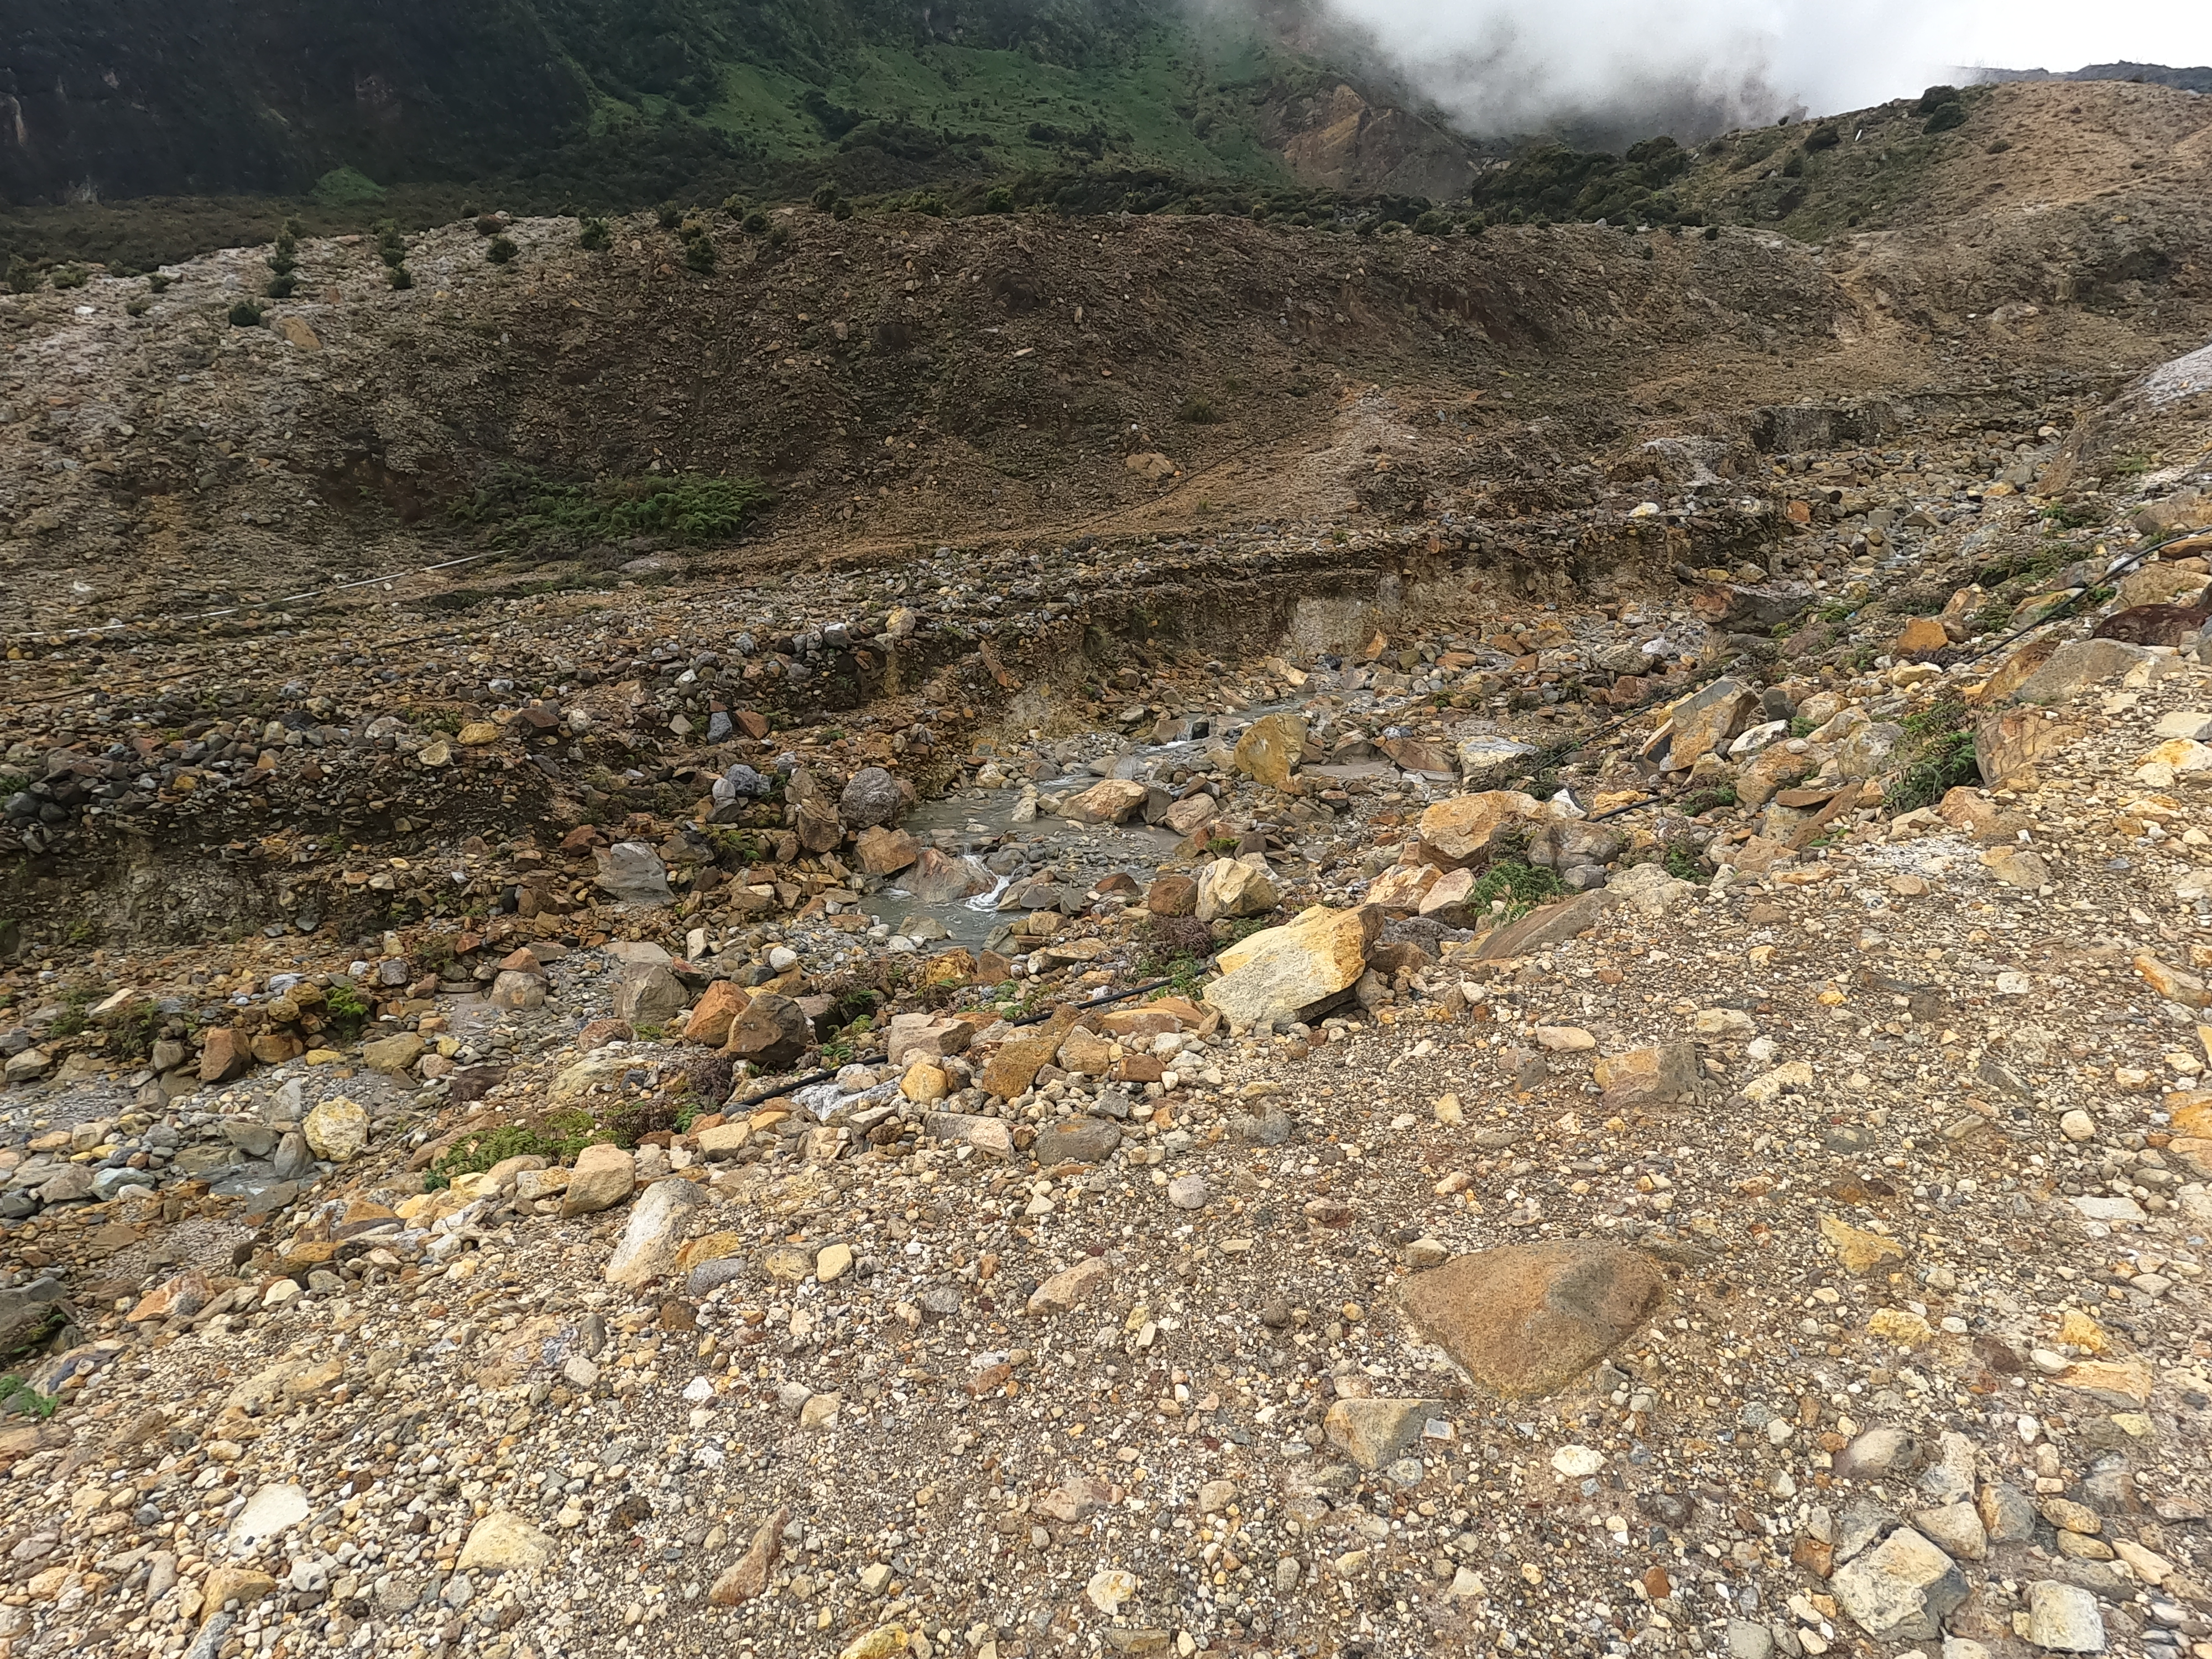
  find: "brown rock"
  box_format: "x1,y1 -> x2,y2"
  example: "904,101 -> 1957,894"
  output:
1416,791 -> 1539,869
1646,678 -> 1759,770
578,1018 -> 633,1050
1976,711 -> 2080,787
707,1506 -> 790,1605
1470,889 -> 1621,958
126,1267 -> 212,1323
920,947 -> 975,987
1367,862 -> 1439,911
1145,874 -> 1199,916
560,1144 -> 637,1217
979,1013 -> 1076,1099
1402,1242 -> 1667,1399
724,993 -> 813,1070
685,981 -> 750,1047
1892,617 -> 1950,658
1593,1044 -> 1701,1107
249,1031 -> 304,1066
854,826 -> 922,875
1162,793 -> 1219,836
1057,1026 -> 1115,1077
199,1027 -> 248,1083
1027,1254 -> 1112,1314
201,1566 -> 278,1623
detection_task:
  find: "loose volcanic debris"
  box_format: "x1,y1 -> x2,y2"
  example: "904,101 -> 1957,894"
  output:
5,81 -> 2212,1659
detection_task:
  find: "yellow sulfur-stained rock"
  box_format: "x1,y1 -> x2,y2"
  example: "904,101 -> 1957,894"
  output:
1203,904 -> 1380,1028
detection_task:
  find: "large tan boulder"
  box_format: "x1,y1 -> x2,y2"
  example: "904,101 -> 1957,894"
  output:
560,1144 -> 637,1217
1233,713 -> 1307,791
1060,779 -> 1149,825
1367,862 -> 1438,911
1401,1242 -> 1666,1399
1203,905 -> 1380,1027
1194,857 -> 1277,922
1646,678 -> 1759,770
2007,638 -> 2153,705
1416,791 -> 1538,869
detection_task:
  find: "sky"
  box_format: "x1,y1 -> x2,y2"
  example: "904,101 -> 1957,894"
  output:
1304,0 -> 2212,139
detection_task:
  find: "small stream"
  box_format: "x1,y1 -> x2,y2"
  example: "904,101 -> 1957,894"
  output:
859,698 -> 1312,947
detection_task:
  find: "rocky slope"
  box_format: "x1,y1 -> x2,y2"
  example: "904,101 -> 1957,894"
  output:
4,76 -> 2212,1659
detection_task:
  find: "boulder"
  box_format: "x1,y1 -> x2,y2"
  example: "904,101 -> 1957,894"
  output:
198,1026 -> 248,1083
2008,638 -> 2153,705
1203,905 -> 1380,1027
1233,713 -> 1307,791
1891,616 -> 1950,658
594,842 -> 673,906
1367,863 -> 1439,911
724,993 -> 812,1070
560,1144 -> 637,1217
458,1511 -> 554,1574
1035,1116 -> 1122,1164
361,1032 -> 426,1076
978,1014 -> 1076,1098
1416,791 -> 1539,869
612,963 -> 688,1026
1162,794 -> 1218,836
1056,1026 -> 1115,1077
301,1096 -> 369,1162
488,970 -> 545,1013
838,766 -> 904,828
904,848 -> 996,903
853,826 -> 921,875
1401,1242 -> 1666,1398
605,1175 -> 706,1286
885,1012 -> 975,1068
1146,874 -> 1199,916
707,1506 -> 790,1606
1471,889 -> 1621,957
1061,779 -> 1150,825
1647,678 -> 1759,770
2115,561 -> 2211,611
1976,710 -> 2081,787
684,981 -> 750,1047
1323,1397 -> 1444,1470
1455,735 -> 1538,786
1593,1044 -> 1702,1107
926,1112 -> 1015,1157
2023,1581 -> 2106,1652
1195,857 -> 1278,922
1027,1255 -> 1112,1315
1829,1527 -> 1968,1641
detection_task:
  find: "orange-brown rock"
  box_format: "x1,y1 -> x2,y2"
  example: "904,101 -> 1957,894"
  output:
685,981 -> 750,1047
1401,1242 -> 1666,1398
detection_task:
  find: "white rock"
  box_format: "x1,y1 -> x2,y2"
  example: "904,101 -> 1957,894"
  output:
229,1483 -> 310,1547
1551,1446 -> 1605,1478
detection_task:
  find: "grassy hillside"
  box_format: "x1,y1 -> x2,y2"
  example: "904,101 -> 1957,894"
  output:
1,0 -> 1438,207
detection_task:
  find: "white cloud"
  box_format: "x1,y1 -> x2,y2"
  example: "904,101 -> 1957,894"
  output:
1298,0 -> 2212,140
